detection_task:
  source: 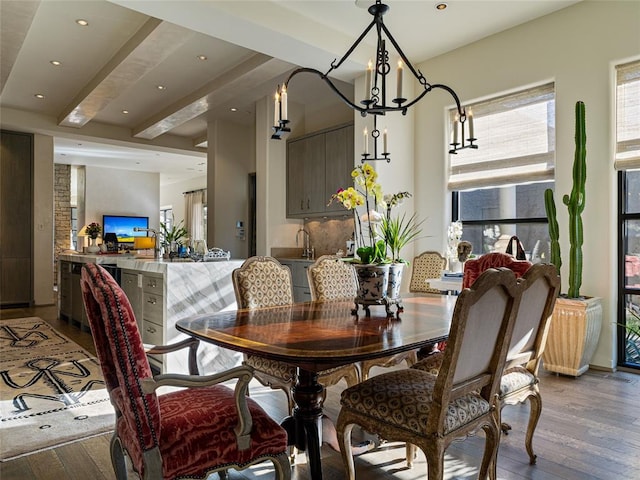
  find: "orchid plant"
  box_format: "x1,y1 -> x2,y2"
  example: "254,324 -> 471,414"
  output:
329,163 -> 422,264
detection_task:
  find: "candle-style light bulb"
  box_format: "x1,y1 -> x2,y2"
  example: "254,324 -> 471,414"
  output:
281,84 -> 288,122
396,60 -> 403,99
383,128 -> 388,153
274,89 -> 280,127
365,60 -> 373,101
453,114 -> 459,145
467,109 -> 474,139
363,127 -> 369,155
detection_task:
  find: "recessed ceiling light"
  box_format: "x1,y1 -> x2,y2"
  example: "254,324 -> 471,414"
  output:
76,19 -> 89,26
196,55 -> 207,61
436,3 -> 448,10
156,85 -> 166,90
122,110 -> 129,114
230,107 -> 238,112
50,60 -> 62,66
34,93 -> 45,99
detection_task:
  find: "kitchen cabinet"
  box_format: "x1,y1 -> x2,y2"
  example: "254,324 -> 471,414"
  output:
120,269 -> 165,371
59,259 -> 118,331
287,123 -> 354,218
121,271 -> 142,329
279,259 -> 312,302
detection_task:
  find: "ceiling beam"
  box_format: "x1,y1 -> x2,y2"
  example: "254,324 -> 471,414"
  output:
132,54 -> 292,140
57,18 -> 194,128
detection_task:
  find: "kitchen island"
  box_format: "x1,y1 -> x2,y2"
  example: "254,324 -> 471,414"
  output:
58,253 -> 244,374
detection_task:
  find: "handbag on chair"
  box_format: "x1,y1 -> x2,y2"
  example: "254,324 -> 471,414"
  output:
505,235 -> 527,260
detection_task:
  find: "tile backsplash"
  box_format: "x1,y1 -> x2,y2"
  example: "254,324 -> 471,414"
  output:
305,216 -> 354,257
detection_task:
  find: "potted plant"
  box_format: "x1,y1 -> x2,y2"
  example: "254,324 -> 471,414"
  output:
379,192 -> 423,299
160,218 -> 188,258
329,163 -> 421,310
542,101 -> 603,377
85,222 -> 101,253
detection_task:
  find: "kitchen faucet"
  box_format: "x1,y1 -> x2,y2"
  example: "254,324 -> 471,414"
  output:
296,228 -> 313,259
133,227 -> 161,259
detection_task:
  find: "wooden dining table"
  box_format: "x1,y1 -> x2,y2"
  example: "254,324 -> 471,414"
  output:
176,293 -> 456,480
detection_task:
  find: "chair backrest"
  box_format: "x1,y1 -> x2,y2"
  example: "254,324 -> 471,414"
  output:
409,251 -> 447,293
506,263 -> 560,369
80,263 -> 160,459
307,255 -> 358,301
232,256 -> 294,308
428,268 -> 519,433
462,252 -> 532,289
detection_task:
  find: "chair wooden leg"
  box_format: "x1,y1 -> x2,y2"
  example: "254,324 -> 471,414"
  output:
479,420 -> 500,480
272,452 -> 293,480
424,439 -> 445,480
110,433 -> 128,480
405,443 -> 417,468
336,416 -> 357,480
525,392 -> 542,465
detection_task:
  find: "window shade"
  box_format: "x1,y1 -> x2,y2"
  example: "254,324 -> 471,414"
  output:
615,60 -> 640,171
448,83 -> 555,191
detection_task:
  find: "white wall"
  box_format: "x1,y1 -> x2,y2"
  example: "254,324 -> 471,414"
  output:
84,166 -> 159,232
412,0 -> 640,370
207,119 -> 255,259
160,175 -> 206,231
33,134 -> 54,305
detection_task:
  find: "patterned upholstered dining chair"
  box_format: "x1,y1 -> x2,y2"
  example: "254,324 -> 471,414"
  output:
409,250 -> 447,294
233,256 -> 360,416
336,268 -> 521,480
462,251 -> 533,289
412,263 -> 560,465
80,263 -> 291,480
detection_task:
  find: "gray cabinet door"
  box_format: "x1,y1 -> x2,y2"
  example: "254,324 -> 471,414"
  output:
0,130 -> 33,306
325,124 -> 354,214
286,124 -> 353,219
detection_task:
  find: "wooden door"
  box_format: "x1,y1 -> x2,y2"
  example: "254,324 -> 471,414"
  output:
0,130 -> 33,306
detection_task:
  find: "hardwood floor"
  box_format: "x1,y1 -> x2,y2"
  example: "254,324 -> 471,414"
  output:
1,305 -> 639,480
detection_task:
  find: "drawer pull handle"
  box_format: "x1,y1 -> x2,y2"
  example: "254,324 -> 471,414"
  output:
147,298 -> 157,305
147,281 -> 157,288
147,326 -> 157,334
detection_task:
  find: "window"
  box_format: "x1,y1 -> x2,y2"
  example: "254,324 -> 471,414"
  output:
616,59 -> 640,369
160,207 -> 173,231
449,83 -> 555,261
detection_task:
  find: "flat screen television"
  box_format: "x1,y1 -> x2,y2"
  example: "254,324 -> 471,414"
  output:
102,215 -> 150,245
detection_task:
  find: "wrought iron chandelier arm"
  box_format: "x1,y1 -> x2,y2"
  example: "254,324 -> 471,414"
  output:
430,83 -> 466,119
327,19 -> 378,74
379,22 -> 424,85
284,67 -> 368,115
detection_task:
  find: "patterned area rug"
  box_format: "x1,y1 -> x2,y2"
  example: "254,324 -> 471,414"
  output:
0,317 -> 114,461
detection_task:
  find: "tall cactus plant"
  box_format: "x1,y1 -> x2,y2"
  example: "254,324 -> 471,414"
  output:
544,101 -> 587,298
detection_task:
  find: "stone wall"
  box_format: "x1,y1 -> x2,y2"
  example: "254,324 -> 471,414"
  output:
54,164 -> 71,285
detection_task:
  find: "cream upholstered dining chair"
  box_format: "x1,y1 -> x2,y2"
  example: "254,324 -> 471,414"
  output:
409,250 -> 447,294
232,256 -> 360,416
412,263 -> 560,465
232,256 -> 298,416
307,255 -> 417,381
81,263 -> 291,480
336,268 -> 520,480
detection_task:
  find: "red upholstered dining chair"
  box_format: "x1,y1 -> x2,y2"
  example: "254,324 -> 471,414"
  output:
336,268 -> 521,480
412,263 -> 560,465
462,252 -> 533,289
81,263 -> 290,480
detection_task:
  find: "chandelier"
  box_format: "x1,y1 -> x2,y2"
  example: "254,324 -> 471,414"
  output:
271,0 -> 478,161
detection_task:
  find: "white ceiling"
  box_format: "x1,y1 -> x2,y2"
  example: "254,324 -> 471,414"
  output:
0,0 -> 581,184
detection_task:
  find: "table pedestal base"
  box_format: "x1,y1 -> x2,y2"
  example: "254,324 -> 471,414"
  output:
281,369 -> 373,479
